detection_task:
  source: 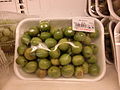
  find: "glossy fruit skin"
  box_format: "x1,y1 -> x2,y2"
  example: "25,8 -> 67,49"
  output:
39,59 -> 51,69
87,55 -> 97,64
28,26 -> 39,37
17,44 -> 27,55
23,61 -> 37,73
64,27 -> 75,37
36,49 -> 49,58
58,38 -> 69,51
88,64 -> 99,76
61,65 -> 74,78
48,66 -> 61,78
16,56 -> 28,67
74,32 -> 86,42
30,37 -> 42,46
72,55 -> 84,66
72,41 -> 82,54
49,48 -> 61,59
89,29 -> 99,39
82,46 -> 93,58
53,30 -> 63,40
40,32 -> 51,41
39,21 -> 50,31
45,38 -> 57,48
51,59 -> 60,66
59,54 -> 71,65
36,69 -> 47,78
24,48 -> 36,60
21,34 -> 31,45
75,67 -> 84,78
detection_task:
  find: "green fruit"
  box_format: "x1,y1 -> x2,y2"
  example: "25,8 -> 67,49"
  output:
72,55 -> 84,66
64,27 -> 75,37
48,66 -> 61,78
82,62 -> 89,74
90,44 -> 98,54
17,44 -> 27,55
45,38 -> 57,48
3,28 -> 11,36
36,49 -> 49,58
72,41 -> 82,54
24,48 -> 36,60
59,38 -> 69,51
30,37 -> 42,46
0,36 -> 9,42
50,28 -> 58,35
28,26 -> 39,37
83,36 -> 91,45
61,65 -> 74,78
51,59 -> 60,66
21,34 -> 31,45
36,69 -> 47,78
82,46 -> 93,58
87,55 -> 97,64
89,64 -> 99,76
59,54 -> 71,65
16,56 -> 28,67
74,32 -> 86,42
40,32 -> 51,41
39,21 -> 50,31
89,29 -> 99,39
23,61 -> 37,73
39,59 -> 51,69
49,48 -> 61,59
75,67 -> 84,78
53,30 -> 63,40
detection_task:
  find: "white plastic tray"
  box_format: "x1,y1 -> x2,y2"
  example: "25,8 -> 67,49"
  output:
14,17 -> 106,81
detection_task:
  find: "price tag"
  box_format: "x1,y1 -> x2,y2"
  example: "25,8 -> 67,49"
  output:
72,17 -> 95,32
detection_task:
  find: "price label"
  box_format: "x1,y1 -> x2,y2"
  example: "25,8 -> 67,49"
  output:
72,17 -> 95,32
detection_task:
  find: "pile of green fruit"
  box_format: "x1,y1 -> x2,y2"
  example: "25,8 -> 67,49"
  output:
16,21 -> 100,79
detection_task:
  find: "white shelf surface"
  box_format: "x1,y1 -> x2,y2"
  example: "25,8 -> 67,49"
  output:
2,64 -> 120,90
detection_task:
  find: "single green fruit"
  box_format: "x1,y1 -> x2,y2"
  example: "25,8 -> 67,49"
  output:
40,32 -> 51,41
89,29 -> 99,39
82,46 -> 93,58
88,64 -> 99,76
3,28 -> 11,36
36,69 -> 47,78
61,65 -> 74,78
16,56 -> 28,67
36,49 -> 49,58
39,21 -> 50,31
90,44 -> 98,54
53,30 -> 63,40
83,36 -> 91,45
49,48 -> 61,59
0,36 -> 9,42
45,38 -> 57,48
59,54 -> 71,65
39,59 -> 51,69
75,67 -> 84,78
82,62 -> 89,74
17,44 -> 27,55
59,38 -> 69,51
21,34 -> 31,45
24,48 -> 36,60
28,26 -> 39,37
74,32 -> 86,42
72,55 -> 84,66
50,28 -> 58,35
30,37 -> 42,46
23,61 -> 37,73
64,27 -> 75,37
72,41 -> 82,54
51,59 -> 60,66
48,66 -> 61,78
87,55 -> 97,64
